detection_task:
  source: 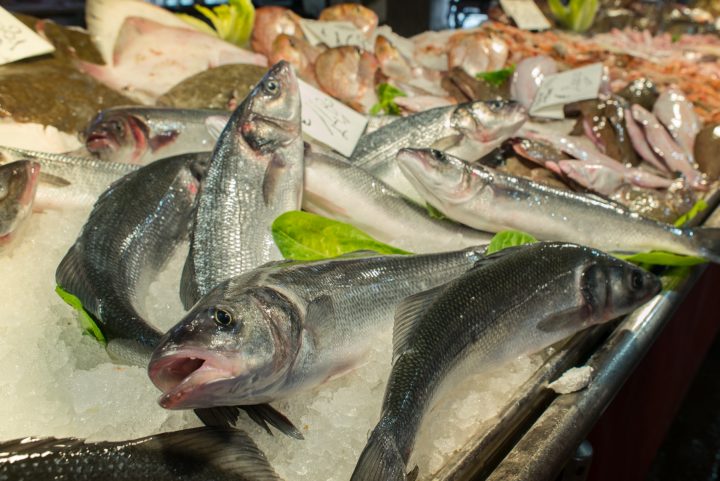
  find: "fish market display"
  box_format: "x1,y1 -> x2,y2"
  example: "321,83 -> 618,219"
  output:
398,149 -> 720,260
149,246 -> 486,409
56,153 -> 206,363
0,427 -> 281,481
351,100 -> 527,202
303,147 -> 492,253
84,107 -> 228,164
0,161 -> 40,247
182,61 -> 303,308
351,242 -> 661,481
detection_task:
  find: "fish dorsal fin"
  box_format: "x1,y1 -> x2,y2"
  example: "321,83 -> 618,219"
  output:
0,436 -> 86,454
392,284 -> 445,362
471,245 -> 526,270
143,427 -> 283,481
205,115 -> 230,140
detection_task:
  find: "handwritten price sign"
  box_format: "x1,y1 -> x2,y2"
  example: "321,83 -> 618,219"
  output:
530,63 -> 604,119
298,79 -> 367,157
300,20 -> 371,50
0,7 -> 54,65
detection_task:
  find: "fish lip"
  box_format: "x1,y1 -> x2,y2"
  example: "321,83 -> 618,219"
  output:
148,348 -> 237,410
85,131 -> 118,152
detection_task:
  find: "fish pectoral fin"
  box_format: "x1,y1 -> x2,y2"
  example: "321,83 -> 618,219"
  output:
205,115 -> 230,140
149,130 -> 180,152
243,404 -> 305,440
39,172 -> 71,187
407,465 -> 420,481
262,155 -> 288,205
393,285 -> 446,361
536,307 -> 585,333
431,134 -> 464,151
306,294 -> 336,324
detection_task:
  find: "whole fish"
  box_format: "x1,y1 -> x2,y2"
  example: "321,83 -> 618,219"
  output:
303,147 -> 492,253
84,107 -> 228,164
0,427 -> 281,481
631,105 -> 705,189
78,17 -> 267,104
397,148 -> 720,261
653,88 -> 702,159
55,153 -> 207,362
351,100 -> 527,203
350,242 -> 661,481
0,160 -> 40,247
624,107 -> 669,173
0,146 -> 136,211
148,246 -> 487,410
181,61 -> 304,309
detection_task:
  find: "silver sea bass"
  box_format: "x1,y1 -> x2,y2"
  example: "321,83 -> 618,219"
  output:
350,242 -> 661,481
398,148 -> 720,261
181,61 -> 304,309
56,153 -> 207,362
148,247 -> 486,409
0,427 -> 281,481
350,100 -> 527,203
303,146 -> 492,253
84,106 -> 229,165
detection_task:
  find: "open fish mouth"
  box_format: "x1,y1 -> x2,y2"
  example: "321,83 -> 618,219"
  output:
86,131 -> 118,152
148,349 -> 236,409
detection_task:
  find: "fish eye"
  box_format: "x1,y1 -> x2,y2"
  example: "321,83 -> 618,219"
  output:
264,79 -> 279,95
430,149 -> 446,162
111,120 -> 124,134
630,270 -> 644,290
212,308 -> 234,326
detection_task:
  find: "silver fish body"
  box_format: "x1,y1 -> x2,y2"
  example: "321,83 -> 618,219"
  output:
303,146 -> 492,253
350,242 -> 661,481
56,153 -> 206,360
0,146 -> 137,211
350,100 -> 527,203
84,106 -> 229,165
652,88 -> 701,160
398,148 -> 720,261
182,61 -> 304,309
148,247 -> 486,409
0,427 -> 281,481
0,160 -> 40,247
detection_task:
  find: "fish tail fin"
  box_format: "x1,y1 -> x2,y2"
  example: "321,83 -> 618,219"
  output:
686,227 -> 720,263
56,244 -> 97,315
350,427 -> 408,481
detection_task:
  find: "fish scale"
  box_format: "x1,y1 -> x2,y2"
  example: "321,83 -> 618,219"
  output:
351,242 -> 661,481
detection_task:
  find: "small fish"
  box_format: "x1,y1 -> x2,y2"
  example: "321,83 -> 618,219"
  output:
314,46 -> 379,113
351,100 -> 527,203
181,61 -> 304,308
624,106 -> 669,173
397,148 -> 720,261
0,160 -> 40,247
0,427 -> 281,481
350,242 -> 660,481
56,153 -> 207,362
149,246 -> 486,409
653,88 -> 702,160
251,6 -> 304,58
303,146 -> 492,253
318,3 -> 378,35
84,107 -> 228,165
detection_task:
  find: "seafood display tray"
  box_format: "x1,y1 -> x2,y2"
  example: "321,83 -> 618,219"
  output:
436,191 -> 720,481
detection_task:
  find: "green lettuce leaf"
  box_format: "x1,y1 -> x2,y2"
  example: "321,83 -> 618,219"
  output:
370,83 -> 407,116
272,211 -> 411,260
178,0 -> 255,47
674,199 -> 709,227
614,251 -> 707,267
425,203 -> 448,220
476,65 -> 515,87
55,286 -> 106,344
486,230 -> 538,254
548,0 -> 598,32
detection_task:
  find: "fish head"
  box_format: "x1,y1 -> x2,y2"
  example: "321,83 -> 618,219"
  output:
451,100 -> 527,143
0,160 -> 40,246
148,285 -> 301,409
397,148 -> 477,204
580,253 -> 661,325
237,60 -> 302,153
84,111 -> 150,163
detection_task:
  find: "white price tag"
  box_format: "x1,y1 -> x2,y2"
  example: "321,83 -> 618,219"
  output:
0,7 -> 54,65
499,0 -> 551,31
300,19 -> 369,50
530,63 -> 604,119
298,79 -> 368,157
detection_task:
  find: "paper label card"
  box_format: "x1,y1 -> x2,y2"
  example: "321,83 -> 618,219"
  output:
298,79 -> 368,157
530,63 -> 604,119
300,20 -> 368,50
0,7 -> 54,65
499,0 -> 551,31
